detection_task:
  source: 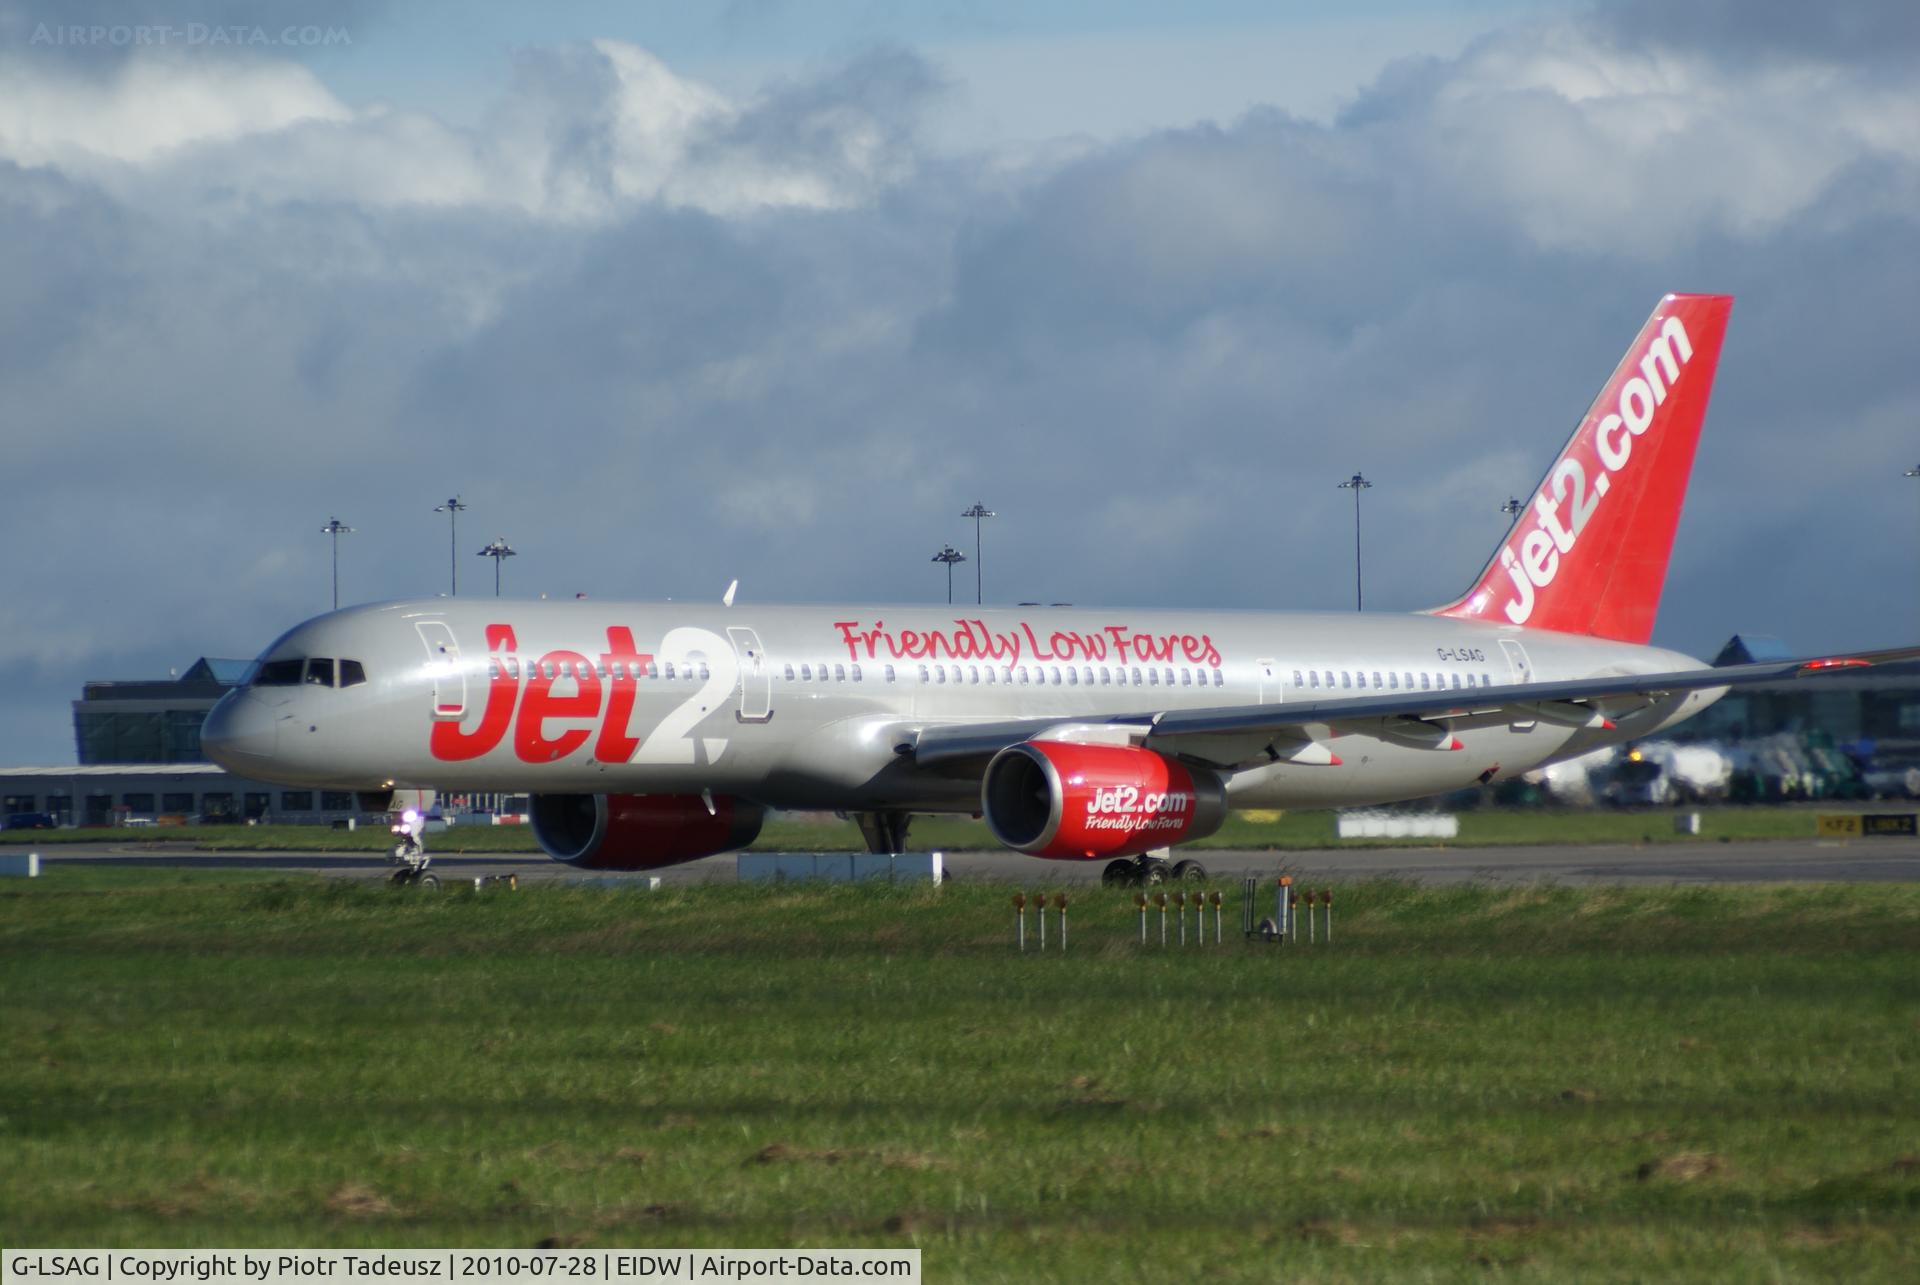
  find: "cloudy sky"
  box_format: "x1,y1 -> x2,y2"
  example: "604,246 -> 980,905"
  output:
2,0 -> 1917,763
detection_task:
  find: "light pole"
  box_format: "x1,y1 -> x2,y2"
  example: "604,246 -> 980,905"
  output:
434,496 -> 467,595
961,502 -> 995,604
1907,467 -> 1920,624
477,537 -> 516,597
1337,472 -> 1372,610
319,518 -> 354,610
1501,496 -> 1524,520
932,545 -> 967,605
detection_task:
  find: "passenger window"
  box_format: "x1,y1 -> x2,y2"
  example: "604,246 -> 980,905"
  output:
1309,671 -> 1319,689
1388,672 -> 1399,690
1181,670 -> 1191,686
936,667 -> 946,684
1149,669 -> 1160,686
1419,673 -> 1430,691
1213,668 -> 1224,686
1018,667 -> 1029,685
506,658 -> 520,679
919,665 -> 930,682
663,662 -> 675,680
851,664 -> 862,682
1100,667 -> 1111,685
597,662 -> 610,680
1372,671 -> 1382,688
1450,673 -> 1461,689
784,664 -> 795,681
970,665 -> 980,684
339,659 -> 367,687
985,667 -> 995,685
699,663 -> 710,681
1340,672 -> 1351,689
305,658 -> 334,687
835,664 -> 846,681
1293,670 -> 1304,688
800,664 -> 812,681
1115,668 -> 1127,686
1404,672 -> 1414,690
885,664 -> 896,683
645,662 -> 658,679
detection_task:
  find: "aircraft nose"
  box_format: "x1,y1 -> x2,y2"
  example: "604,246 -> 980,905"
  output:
201,690 -> 279,767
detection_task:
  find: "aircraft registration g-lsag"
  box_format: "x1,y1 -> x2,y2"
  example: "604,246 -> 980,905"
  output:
202,293 -> 1915,883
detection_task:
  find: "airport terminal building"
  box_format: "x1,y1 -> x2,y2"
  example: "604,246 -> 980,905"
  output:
3,656 -> 528,827
2,658 -> 373,826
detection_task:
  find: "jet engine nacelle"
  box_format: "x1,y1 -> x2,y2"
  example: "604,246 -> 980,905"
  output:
981,741 -> 1228,859
529,792 -> 765,870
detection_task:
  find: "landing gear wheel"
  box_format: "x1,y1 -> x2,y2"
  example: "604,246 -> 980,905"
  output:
1139,858 -> 1170,886
1172,858 -> 1208,883
1102,859 -> 1138,887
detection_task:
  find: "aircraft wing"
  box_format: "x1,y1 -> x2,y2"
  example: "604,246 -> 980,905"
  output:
907,645 -> 1920,769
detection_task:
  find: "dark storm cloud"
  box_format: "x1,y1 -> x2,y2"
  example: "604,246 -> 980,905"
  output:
1595,0 -> 1920,69
1,13 -> 1918,763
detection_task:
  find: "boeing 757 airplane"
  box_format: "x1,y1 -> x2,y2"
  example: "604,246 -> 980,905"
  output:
202,293 -> 1914,883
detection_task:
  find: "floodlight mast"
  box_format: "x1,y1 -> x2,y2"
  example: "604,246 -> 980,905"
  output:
434,496 -> 467,595
319,517 -> 354,610
962,502 -> 995,604
477,537 -> 517,597
931,545 -> 967,605
1337,473 -> 1373,610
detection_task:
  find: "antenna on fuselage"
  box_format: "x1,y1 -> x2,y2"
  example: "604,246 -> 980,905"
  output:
723,579 -> 738,607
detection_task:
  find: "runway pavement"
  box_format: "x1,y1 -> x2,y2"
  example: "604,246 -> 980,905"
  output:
26,838 -> 1920,885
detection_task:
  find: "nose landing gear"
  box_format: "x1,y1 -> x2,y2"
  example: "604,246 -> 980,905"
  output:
389,813 -> 437,888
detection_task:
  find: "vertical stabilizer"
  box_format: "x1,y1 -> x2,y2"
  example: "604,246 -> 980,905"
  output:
1432,293 -> 1732,644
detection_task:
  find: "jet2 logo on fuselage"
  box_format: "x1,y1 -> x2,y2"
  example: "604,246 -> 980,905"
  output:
428,624 -> 735,766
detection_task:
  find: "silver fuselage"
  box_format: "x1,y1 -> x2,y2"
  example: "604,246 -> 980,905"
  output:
202,599 -> 1716,811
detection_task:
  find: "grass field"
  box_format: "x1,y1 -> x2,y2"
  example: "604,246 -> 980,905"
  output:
3,869 -> 1917,1279
8,804 -> 1888,853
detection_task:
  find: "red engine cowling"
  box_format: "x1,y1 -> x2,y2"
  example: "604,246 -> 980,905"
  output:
530,793 -> 765,870
981,741 -> 1227,859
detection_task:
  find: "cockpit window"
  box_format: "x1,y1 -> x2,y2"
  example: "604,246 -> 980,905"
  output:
255,659 -> 304,686
339,659 -> 367,687
304,658 -> 335,686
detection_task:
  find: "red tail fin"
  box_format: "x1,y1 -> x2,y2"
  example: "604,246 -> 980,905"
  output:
1432,292 -> 1732,644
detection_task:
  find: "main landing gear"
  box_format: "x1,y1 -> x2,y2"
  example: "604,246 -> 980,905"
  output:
852,810 -> 912,855
1101,854 -> 1208,887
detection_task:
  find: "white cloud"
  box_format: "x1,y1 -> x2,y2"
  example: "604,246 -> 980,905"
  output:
0,51 -> 348,166
0,38 -> 930,221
